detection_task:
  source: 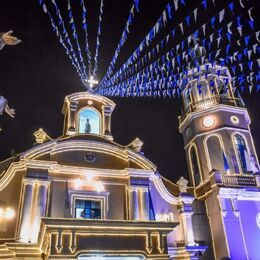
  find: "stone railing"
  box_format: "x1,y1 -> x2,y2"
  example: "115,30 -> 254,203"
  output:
194,171 -> 259,199
215,172 -> 257,187
36,218 -> 177,259
179,96 -> 244,124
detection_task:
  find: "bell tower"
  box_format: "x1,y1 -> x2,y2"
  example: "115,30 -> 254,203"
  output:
178,40 -> 260,259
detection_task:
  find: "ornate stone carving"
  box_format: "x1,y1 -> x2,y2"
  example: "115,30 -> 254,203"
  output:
177,176 -> 189,193
127,138 -> 143,153
34,128 -> 52,144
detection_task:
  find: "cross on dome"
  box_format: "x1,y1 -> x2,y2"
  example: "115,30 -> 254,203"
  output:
87,76 -> 98,90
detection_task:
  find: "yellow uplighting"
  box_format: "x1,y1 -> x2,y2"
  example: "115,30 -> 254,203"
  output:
94,182 -> 104,193
0,208 -> 4,218
74,178 -> 83,190
5,207 -> 15,219
0,207 -> 15,220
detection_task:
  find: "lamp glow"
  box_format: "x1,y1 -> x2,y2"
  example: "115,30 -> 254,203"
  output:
5,208 -> 15,219
0,207 -> 15,220
74,178 -> 82,190
95,182 -> 104,193
202,116 -> 215,128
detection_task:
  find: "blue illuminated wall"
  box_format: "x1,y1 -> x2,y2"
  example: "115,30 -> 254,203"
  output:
222,194 -> 260,260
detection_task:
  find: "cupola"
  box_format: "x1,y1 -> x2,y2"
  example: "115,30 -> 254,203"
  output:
62,92 -> 115,140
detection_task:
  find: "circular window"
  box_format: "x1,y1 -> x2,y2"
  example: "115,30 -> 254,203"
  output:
202,116 -> 215,128
230,115 -> 239,125
84,153 -> 96,163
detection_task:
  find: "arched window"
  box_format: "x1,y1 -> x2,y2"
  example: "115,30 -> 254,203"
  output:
216,79 -> 228,97
190,146 -> 201,186
184,88 -> 191,108
206,135 -> 225,172
233,134 -> 248,174
197,81 -> 210,101
78,108 -> 101,135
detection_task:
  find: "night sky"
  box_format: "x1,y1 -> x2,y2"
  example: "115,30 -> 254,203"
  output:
0,0 -> 259,183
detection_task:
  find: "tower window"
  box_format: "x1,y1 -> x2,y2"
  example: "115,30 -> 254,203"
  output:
190,146 -> 201,186
75,199 -> 101,219
78,108 -> 101,134
184,88 -> 191,108
233,134 -> 248,174
206,135 -> 224,172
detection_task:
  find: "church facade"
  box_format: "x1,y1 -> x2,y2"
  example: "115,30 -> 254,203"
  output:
0,92 -> 205,259
0,62 -> 259,259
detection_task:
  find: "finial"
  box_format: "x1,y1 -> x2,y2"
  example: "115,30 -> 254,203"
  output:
34,128 -> 52,144
177,176 -> 189,193
127,138 -> 144,153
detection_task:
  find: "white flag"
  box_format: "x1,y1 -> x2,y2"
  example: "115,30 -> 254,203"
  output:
179,23 -> 184,34
210,33 -> 214,42
256,31 -> 260,43
174,0 -> 179,10
215,49 -> 220,58
233,51 -> 238,61
163,11 -> 167,26
43,4 -> 47,13
239,0 -> 245,8
193,8 -> 198,22
248,8 -> 254,21
166,35 -> 169,43
217,37 -> 221,48
247,50 -> 252,59
227,22 -> 233,34
219,9 -> 225,23
237,26 -> 242,37
202,24 -> 206,36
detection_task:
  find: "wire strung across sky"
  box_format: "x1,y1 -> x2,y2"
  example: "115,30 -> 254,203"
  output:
97,1 -> 259,97
37,0 -> 259,96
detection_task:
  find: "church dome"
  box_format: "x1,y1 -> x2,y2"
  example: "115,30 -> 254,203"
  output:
19,92 -> 156,171
21,130 -> 156,171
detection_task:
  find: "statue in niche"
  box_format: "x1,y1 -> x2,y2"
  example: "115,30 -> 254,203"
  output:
0,30 -> 21,131
0,30 -> 21,50
85,118 -> 91,133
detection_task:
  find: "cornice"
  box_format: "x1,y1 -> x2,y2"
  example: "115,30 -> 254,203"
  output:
179,105 -> 250,132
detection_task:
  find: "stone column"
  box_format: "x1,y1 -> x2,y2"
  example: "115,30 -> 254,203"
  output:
140,187 -> 150,221
31,180 -> 49,243
103,106 -> 112,136
67,101 -> 78,135
129,187 -> 139,220
179,194 -> 196,246
19,179 -> 35,242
